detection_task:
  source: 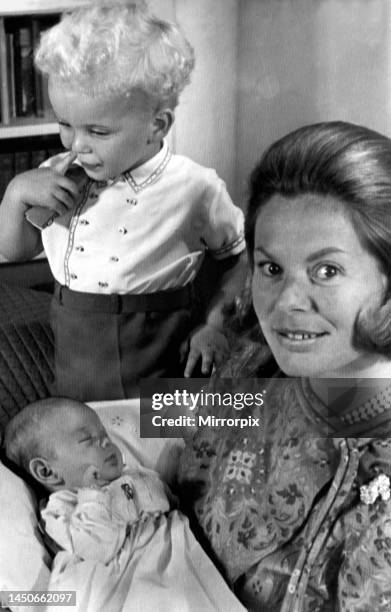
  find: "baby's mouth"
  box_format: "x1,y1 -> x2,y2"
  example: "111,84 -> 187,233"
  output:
105,452 -> 118,466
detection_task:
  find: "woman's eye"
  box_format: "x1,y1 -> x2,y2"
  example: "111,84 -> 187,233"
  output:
256,261 -> 281,277
58,121 -> 71,129
314,264 -> 340,280
80,436 -> 92,444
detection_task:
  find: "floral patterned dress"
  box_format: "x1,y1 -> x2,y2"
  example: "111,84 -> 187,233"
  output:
178,377 -> 391,611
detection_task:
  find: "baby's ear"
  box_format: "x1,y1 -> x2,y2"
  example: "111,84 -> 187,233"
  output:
149,108 -> 174,141
29,457 -> 63,489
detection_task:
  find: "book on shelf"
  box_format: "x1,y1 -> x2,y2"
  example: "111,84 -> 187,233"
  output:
14,25 -> 35,117
6,32 -> 16,120
0,152 -> 14,200
14,150 -> 31,174
0,146 -> 63,202
0,18 -> 11,125
0,15 -> 59,127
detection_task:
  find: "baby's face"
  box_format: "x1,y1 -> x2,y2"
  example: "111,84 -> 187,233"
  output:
48,78 -> 160,180
46,403 -> 123,489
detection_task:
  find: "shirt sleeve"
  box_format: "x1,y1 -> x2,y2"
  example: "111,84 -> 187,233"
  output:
199,173 -> 245,260
42,488 -> 127,564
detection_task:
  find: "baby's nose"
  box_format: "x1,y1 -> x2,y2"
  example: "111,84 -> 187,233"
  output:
101,436 -> 110,448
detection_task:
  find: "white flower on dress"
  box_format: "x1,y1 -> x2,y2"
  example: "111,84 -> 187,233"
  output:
223,450 -> 256,484
360,474 -> 391,505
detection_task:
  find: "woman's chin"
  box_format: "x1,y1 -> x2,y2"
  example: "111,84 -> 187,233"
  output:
273,353 -> 329,378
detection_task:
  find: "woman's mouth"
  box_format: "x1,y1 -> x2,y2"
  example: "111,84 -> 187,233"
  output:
279,330 -> 327,341
274,329 -> 328,350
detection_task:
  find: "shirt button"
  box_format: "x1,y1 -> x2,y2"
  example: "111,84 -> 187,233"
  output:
70,273 -> 77,280
98,281 -> 108,288
110,256 -> 119,262
126,198 -> 138,206
80,219 -> 89,225
76,246 -> 84,252
119,227 -> 128,234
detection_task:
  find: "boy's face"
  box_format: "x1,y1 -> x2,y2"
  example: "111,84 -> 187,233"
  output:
45,402 -> 123,489
48,78 -> 161,180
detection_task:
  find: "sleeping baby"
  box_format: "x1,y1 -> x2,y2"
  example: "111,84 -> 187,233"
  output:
4,398 -> 245,612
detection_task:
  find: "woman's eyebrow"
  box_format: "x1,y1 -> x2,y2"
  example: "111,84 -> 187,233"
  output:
306,247 -> 345,263
254,246 -> 273,257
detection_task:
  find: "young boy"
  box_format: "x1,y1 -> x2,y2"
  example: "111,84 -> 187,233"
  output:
4,398 -> 246,611
0,2 -> 246,400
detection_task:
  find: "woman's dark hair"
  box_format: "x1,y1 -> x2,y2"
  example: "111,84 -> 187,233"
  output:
245,121 -> 391,354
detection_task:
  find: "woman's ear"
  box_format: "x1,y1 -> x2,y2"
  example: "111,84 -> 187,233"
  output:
148,108 -> 174,143
29,457 -> 63,489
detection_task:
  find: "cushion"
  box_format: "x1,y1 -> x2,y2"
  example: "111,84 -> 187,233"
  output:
0,461 -> 52,593
0,283 -> 54,431
0,399 -> 184,608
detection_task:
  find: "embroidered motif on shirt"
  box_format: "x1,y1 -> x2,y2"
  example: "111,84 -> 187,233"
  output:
64,180 -> 93,286
124,147 -> 172,193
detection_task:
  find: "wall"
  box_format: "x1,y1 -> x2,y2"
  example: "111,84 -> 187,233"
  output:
150,0 -> 239,200
236,0 -> 391,203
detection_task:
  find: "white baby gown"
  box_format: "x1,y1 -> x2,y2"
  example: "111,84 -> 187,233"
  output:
41,467 -> 245,612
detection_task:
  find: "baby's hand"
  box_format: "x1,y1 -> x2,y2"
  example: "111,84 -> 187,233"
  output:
10,152 -> 87,218
183,324 -> 229,377
82,465 -> 110,488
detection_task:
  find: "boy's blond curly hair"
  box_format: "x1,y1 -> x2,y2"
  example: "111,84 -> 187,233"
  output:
35,0 -> 195,108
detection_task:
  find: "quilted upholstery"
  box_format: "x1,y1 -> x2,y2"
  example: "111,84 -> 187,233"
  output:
0,283 -> 54,433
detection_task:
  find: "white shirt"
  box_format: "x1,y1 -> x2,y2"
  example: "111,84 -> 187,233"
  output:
41,141 -> 245,294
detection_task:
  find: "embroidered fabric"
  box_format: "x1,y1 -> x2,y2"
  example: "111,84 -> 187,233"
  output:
178,377 -> 391,611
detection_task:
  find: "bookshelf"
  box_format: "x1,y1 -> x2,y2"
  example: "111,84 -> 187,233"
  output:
0,1 -> 90,285
0,1 -> 90,16
0,0 -> 91,186
0,2 -> 90,137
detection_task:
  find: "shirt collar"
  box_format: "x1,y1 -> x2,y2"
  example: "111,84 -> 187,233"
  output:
124,139 -> 172,193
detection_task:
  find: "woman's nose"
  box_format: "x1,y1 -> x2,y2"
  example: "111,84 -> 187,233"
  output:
275,277 -> 313,311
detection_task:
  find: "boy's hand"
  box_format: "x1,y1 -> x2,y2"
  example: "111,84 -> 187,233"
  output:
10,151 -> 87,218
183,324 -> 229,377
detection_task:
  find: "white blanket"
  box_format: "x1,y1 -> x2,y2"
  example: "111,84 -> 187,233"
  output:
45,509 -> 245,612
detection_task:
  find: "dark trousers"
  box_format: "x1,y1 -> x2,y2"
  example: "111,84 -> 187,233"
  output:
50,283 -> 194,401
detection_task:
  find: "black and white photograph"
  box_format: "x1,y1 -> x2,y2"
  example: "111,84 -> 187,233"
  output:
1,1 -> 391,610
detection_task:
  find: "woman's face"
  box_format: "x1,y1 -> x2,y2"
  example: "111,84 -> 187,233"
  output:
252,193 -> 388,377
